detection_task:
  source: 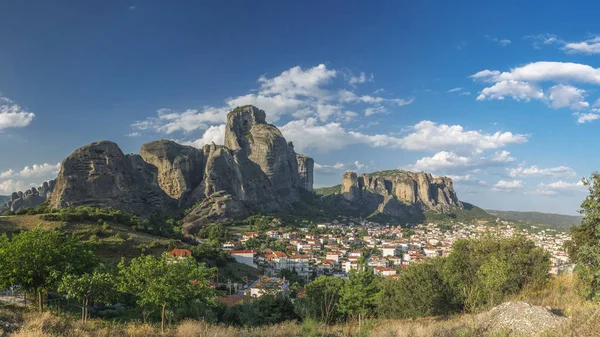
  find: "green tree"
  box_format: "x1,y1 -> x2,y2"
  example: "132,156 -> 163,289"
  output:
569,173 -> 600,299
118,254 -> 216,332
58,271 -> 115,322
0,228 -> 96,312
338,266 -> 380,330
296,276 -> 345,324
378,260 -> 455,318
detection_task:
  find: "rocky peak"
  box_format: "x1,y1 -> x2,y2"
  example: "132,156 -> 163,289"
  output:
296,154 -> 314,192
340,169 -> 463,215
224,105 -> 301,202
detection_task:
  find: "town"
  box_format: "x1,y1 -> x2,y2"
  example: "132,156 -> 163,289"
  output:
179,217 -> 573,300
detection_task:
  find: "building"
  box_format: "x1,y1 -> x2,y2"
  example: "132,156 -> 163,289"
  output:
229,250 -> 257,268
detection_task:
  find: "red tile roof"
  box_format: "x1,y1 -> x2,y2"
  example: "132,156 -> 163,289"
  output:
170,248 -> 192,257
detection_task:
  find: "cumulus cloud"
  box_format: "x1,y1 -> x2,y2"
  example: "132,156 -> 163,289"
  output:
476,80 -> 544,102
485,35 -> 511,47
472,62 -> 600,85
0,180 -> 36,194
493,179 -> 524,191
507,164 -> 576,178
0,162 -> 61,180
563,36 -> 600,54
400,121 -> 528,154
364,106 -> 386,116
132,64 -> 412,134
180,124 -> 226,149
279,118 -> 527,154
574,112 -> 600,124
0,97 -> 35,131
346,72 -> 374,85
548,84 -> 589,109
530,180 -> 586,195
407,150 -> 515,173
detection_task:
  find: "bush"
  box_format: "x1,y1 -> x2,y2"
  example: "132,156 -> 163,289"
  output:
223,295 -> 298,327
378,260 -> 456,318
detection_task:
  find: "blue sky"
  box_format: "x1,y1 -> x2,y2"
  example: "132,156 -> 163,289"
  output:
1,1 -> 599,215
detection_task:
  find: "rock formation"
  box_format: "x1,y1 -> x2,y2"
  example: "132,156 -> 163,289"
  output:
32,106 -> 314,233
296,154 -> 314,192
48,141 -> 176,215
224,105 -> 301,202
1,179 -> 57,212
140,140 -> 204,203
338,170 -> 463,217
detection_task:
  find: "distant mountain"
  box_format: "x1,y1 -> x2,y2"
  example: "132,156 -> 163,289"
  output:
485,209 -> 582,230
0,195 -> 10,204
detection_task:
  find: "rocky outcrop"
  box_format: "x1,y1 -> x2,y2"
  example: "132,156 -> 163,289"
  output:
224,105 -> 301,202
37,106 -> 314,230
296,154 -> 314,192
339,170 -> 463,217
140,140 -> 204,203
2,179 -> 57,212
48,141 -> 176,215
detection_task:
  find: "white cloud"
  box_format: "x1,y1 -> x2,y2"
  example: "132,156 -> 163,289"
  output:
574,112 -> 600,124
180,124 -> 226,149
354,161 -> 365,170
472,62 -> 600,85
347,72 -> 374,85
400,121 -> 528,154
0,97 -> 35,131
485,35 -> 511,47
19,163 -> 61,179
280,118 -> 527,154
548,84 -> 589,109
132,64 -> 412,134
499,39 -> 511,46
408,150 -> 515,173
446,174 -> 489,186
447,87 -> 462,93
125,132 -> 140,137
507,164 -> 576,178
476,80 -> 544,102
493,179 -> 524,191
0,180 -> 36,194
258,64 -> 336,98
530,180 -> 586,196
563,36 -> 600,54
0,162 -> 61,180
314,162 -> 346,170
364,106 -> 386,116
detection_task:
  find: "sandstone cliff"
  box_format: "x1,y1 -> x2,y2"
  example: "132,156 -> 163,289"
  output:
39,106 -> 314,232
339,170 -> 463,218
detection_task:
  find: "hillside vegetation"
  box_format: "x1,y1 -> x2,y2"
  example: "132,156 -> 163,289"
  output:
486,209 -> 582,230
315,184 -> 342,196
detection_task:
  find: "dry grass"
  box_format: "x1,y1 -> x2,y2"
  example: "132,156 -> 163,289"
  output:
4,274 -> 600,337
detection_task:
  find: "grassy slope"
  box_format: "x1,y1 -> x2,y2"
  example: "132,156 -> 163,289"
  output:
314,184 -> 342,196
485,209 -> 582,229
0,214 -> 258,280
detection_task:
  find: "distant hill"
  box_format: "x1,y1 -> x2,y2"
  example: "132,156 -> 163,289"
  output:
485,209 -> 582,230
0,195 -> 9,204
315,184 -> 341,196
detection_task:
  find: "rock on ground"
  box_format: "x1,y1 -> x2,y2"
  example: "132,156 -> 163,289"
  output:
476,301 -> 568,336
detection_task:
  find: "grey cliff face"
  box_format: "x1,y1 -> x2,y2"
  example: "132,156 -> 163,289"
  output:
139,140 -> 204,203
224,105 -> 301,202
10,106 -> 314,231
340,170 -> 463,216
296,154 -> 314,192
48,141 -> 175,215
